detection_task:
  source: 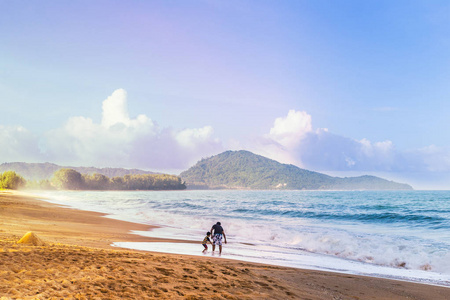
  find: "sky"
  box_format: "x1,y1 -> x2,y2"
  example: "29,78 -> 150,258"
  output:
1,0 -> 450,189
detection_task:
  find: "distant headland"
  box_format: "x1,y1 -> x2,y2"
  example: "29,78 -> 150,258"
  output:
179,150 -> 413,190
1,150 -> 412,191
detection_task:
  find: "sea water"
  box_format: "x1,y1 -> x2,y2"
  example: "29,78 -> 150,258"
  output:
35,190 -> 450,287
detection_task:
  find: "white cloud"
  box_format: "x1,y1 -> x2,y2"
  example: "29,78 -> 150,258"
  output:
345,156 -> 356,167
253,109 -> 450,187
175,126 -> 216,149
102,89 -> 129,127
372,106 -> 398,112
249,110 -> 314,166
5,93 -> 450,188
43,89 -> 222,170
268,109 -> 312,149
252,110 -> 401,172
101,89 -> 151,129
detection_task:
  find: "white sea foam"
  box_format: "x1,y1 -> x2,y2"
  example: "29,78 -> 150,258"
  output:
35,190 -> 450,287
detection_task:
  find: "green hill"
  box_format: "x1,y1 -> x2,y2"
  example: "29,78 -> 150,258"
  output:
180,150 -> 413,190
0,162 -> 156,181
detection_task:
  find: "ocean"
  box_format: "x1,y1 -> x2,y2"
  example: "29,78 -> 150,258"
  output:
36,190 -> 450,287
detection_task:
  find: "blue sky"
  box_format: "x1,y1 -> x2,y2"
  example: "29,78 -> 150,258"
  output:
1,1 -> 450,189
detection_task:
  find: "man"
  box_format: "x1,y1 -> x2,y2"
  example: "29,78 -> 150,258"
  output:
210,221 -> 227,254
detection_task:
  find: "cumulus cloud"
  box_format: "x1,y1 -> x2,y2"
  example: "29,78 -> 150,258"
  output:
43,89 -> 222,170
4,90 -> 450,185
268,109 -> 312,149
175,126 -> 216,149
251,109 -> 448,174
250,110 -> 315,166
101,89 -> 151,129
297,130 -> 397,171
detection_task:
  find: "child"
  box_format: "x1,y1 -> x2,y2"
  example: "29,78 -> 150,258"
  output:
202,232 -> 212,253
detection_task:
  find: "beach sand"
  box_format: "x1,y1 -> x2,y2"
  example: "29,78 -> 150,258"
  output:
1,191 -> 449,299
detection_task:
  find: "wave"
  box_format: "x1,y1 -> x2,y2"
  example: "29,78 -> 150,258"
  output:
36,190 -> 450,279
231,207 -> 449,229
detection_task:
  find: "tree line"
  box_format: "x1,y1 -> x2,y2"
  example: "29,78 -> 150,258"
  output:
0,171 -> 26,190
1,169 -> 186,191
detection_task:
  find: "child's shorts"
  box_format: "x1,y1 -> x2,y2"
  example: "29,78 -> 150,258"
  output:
202,244 -> 208,249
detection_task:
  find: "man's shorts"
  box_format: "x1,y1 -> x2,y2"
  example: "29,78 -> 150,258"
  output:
213,234 -> 223,246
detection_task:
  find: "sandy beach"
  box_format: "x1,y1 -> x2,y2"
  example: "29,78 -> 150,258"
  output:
1,191 -> 449,299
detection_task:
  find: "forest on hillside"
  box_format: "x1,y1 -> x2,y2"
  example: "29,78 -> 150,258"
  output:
181,150 -> 413,190
0,169 -> 186,191
0,162 -> 156,181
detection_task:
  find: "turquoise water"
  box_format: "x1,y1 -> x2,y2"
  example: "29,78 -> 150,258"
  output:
37,190 -> 450,286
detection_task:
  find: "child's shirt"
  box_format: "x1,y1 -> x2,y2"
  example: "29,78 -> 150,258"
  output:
202,236 -> 211,244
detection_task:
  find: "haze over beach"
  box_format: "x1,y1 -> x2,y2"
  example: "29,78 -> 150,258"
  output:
1,1 -> 450,189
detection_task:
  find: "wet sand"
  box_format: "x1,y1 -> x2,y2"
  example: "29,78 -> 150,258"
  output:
1,190 -> 449,299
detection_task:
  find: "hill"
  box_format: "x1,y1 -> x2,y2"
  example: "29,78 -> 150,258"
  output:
0,162 -> 156,181
180,150 -> 413,190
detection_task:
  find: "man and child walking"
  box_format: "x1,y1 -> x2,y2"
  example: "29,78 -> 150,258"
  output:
202,221 -> 227,254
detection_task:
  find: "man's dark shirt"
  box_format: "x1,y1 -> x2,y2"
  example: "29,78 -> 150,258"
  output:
212,224 -> 223,235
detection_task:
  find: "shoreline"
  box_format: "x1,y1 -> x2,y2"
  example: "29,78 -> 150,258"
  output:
1,190 -> 449,299
33,189 -> 450,288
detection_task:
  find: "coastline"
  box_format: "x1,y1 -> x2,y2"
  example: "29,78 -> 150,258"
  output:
1,190 -> 449,299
